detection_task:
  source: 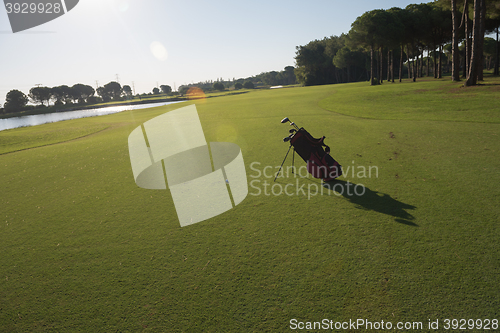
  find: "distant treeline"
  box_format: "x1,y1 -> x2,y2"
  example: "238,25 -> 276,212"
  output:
1,67 -> 297,114
0,81 -> 176,114
177,66 -> 297,94
294,0 -> 500,86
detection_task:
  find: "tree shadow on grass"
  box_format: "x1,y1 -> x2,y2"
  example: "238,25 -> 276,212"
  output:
324,180 -> 418,226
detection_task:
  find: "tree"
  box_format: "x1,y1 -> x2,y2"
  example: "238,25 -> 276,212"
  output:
465,0 -> 486,86
243,81 -> 254,89
213,82 -> 225,91
332,46 -> 367,82
178,85 -> 189,95
483,37 -> 497,69
29,86 -> 52,106
72,84 -> 95,103
349,11 -> 377,85
260,71 -> 279,86
459,0 -> 474,78
51,85 -> 72,105
4,89 -> 28,113
430,3 -> 453,79
294,37 -> 341,86
87,96 -> 102,104
404,4 -> 428,82
381,8 -> 407,83
451,0 -> 461,81
96,87 -> 109,102
282,66 -> 297,85
234,82 -> 243,90
483,1 -> 500,75
160,85 -> 172,94
348,10 -> 403,85
152,87 -> 160,94
122,85 -> 133,98
103,81 -> 122,100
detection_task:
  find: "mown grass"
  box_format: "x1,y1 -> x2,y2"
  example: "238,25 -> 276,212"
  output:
0,121 -> 109,155
319,76 -> 500,123
0,80 -> 498,332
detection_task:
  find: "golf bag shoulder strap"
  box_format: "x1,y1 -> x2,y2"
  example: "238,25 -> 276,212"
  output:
295,128 -> 326,147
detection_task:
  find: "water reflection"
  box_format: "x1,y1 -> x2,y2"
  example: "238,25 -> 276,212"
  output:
0,101 -> 181,132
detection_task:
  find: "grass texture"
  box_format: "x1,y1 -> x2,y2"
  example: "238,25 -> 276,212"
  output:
0,78 -> 499,332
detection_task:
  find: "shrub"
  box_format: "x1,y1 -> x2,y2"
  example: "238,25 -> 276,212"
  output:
213,82 -> 225,91
243,81 -> 254,89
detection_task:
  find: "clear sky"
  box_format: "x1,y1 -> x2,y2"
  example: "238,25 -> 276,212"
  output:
0,0 -> 424,105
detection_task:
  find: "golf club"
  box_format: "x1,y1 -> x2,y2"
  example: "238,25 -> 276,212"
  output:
281,117 -> 300,130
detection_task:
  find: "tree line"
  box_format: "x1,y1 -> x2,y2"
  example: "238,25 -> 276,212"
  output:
2,66 -> 297,114
294,0 -> 500,86
177,66 -> 297,94
1,82 -> 174,114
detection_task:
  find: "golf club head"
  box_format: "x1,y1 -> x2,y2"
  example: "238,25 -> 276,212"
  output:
283,137 -> 291,142
289,129 -> 296,133
290,122 -> 295,127
281,117 -> 290,124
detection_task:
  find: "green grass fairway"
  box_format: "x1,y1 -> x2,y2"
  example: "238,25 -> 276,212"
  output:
1,79 -> 499,332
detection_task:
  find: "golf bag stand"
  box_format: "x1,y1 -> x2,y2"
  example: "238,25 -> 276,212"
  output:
274,142 -> 300,182
274,144 -> 293,182
276,117 -> 342,182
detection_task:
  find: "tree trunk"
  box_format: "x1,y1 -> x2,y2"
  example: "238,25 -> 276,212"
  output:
391,50 -> 395,82
387,49 -> 391,82
411,46 -> 416,82
417,52 -> 421,77
413,56 -> 417,82
370,45 -> 375,85
465,0 -> 482,86
434,47 -> 438,78
420,52 -> 423,77
464,0 -> 470,78
438,44 -> 443,78
399,46 -> 403,82
495,27 -> 499,76
379,47 -> 384,83
426,48 -> 430,77
462,46 -> 467,78
407,45 -> 412,79
477,0 -> 486,81
452,0 -> 460,81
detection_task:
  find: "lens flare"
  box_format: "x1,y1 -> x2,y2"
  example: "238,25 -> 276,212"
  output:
150,41 -> 168,61
187,87 -> 206,101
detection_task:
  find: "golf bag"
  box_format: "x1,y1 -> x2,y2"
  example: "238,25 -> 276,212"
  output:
277,117 -> 342,182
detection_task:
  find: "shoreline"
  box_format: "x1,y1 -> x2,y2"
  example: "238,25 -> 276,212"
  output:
54,97 -> 187,112
0,97 -> 187,119
1,89 -> 253,120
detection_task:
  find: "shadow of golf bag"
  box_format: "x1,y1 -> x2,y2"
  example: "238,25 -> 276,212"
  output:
277,117 -> 342,182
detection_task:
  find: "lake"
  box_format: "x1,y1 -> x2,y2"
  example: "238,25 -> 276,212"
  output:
0,101 -> 181,132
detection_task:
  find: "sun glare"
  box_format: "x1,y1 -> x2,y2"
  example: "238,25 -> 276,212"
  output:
187,87 -> 206,101
150,41 -> 168,61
